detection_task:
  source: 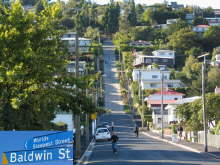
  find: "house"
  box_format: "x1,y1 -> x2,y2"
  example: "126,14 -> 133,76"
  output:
185,14 -> 194,24
145,89 -> 184,129
167,2 -> 184,10
192,25 -> 210,33
166,19 -> 178,25
205,18 -> 220,26
61,32 -> 92,53
133,50 -> 175,67
215,86 -> 220,94
66,61 -> 87,75
130,40 -> 152,47
211,54 -> 220,67
165,96 -> 201,124
213,9 -> 220,16
132,65 -> 182,90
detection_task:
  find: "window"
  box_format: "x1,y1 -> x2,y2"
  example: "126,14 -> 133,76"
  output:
168,83 -> 173,87
152,75 -> 158,79
163,59 -> 168,62
150,83 -> 157,88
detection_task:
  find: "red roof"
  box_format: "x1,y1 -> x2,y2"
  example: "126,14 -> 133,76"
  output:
147,100 -> 178,105
152,89 -> 184,96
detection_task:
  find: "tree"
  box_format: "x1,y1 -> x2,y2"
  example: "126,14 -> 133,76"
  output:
207,67 -> 220,91
84,26 -> 100,42
176,56 -> 202,96
127,0 -> 137,27
202,26 -> 220,51
0,0 -> 97,130
102,1 -> 120,34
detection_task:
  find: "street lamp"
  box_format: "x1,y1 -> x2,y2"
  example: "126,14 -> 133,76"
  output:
197,53 -> 209,152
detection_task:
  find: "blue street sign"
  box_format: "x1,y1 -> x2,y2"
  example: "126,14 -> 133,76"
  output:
25,131 -> 73,150
2,146 -> 73,164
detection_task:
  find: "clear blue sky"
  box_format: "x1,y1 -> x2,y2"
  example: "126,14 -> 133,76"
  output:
92,0 -> 220,9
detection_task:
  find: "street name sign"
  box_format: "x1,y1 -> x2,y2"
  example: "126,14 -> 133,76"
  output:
25,131 -> 73,150
2,146 -> 73,164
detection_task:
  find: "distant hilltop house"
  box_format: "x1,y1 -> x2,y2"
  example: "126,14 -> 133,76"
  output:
165,96 -> 201,124
61,32 -> 92,53
132,65 -> 182,90
167,1 -> 184,10
205,17 -> 220,26
192,25 -> 210,33
130,40 -> 152,47
133,50 -> 175,67
145,89 -> 184,129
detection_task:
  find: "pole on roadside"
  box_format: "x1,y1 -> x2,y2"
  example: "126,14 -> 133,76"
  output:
198,53 -> 209,152
74,32 -> 81,159
161,71 -> 164,139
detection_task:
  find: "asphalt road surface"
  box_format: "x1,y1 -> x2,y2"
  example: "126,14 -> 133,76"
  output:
87,40 -> 220,165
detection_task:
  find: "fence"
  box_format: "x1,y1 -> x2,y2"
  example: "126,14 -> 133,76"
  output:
198,131 -> 220,149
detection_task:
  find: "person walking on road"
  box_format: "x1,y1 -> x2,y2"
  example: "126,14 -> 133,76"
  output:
177,125 -> 183,141
111,132 -> 119,154
135,126 -> 139,138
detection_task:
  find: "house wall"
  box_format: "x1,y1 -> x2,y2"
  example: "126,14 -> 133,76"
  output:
141,80 -> 181,89
132,69 -> 170,81
149,94 -> 183,101
152,114 -> 169,129
152,50 -> 175,58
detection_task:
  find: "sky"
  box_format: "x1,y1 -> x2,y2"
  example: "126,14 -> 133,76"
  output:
92,0 -> 220,9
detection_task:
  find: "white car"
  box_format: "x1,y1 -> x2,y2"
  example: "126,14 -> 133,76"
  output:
95,127 -> 111,141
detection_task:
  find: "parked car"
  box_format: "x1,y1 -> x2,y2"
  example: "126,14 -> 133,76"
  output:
95,127 -> 111,142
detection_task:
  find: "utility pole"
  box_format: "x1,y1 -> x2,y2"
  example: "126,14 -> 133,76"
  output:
141,85 -> 144,128
198,53 -> 209,152
74,32 -> 81,159
161,71 -> 164,139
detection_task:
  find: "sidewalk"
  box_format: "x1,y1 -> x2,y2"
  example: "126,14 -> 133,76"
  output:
142,130 -> 220,159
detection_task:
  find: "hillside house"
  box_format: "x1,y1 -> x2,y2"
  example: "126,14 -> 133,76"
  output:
133,50 -> 175,67
145,89 -> 184,129
132,65 -> 182,90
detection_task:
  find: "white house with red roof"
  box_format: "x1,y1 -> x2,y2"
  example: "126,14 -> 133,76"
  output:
145,89 -> 184,129
165,96 -> 201,124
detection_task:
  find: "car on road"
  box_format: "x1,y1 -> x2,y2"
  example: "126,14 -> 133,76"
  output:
95,127 -> 111,142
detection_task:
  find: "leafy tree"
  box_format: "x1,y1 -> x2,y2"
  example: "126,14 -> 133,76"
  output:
202,26 -> 220,51
0,0 -> 97,130
207,67 -> 220,91
192,16 -> 208,26
136,4 -> 144,24
84,26 -> 100,42
127,0 -> 137,27
102,1 -> 120,34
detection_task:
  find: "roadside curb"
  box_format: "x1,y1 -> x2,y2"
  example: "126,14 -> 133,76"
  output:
142,132 -> 201,153
76,139 -> 95,165
142,132 -> 220,160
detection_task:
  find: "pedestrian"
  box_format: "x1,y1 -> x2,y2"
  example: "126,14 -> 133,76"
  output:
111,132 -> 119,154
135,126 -> 139,138
178,125 -> 183,141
